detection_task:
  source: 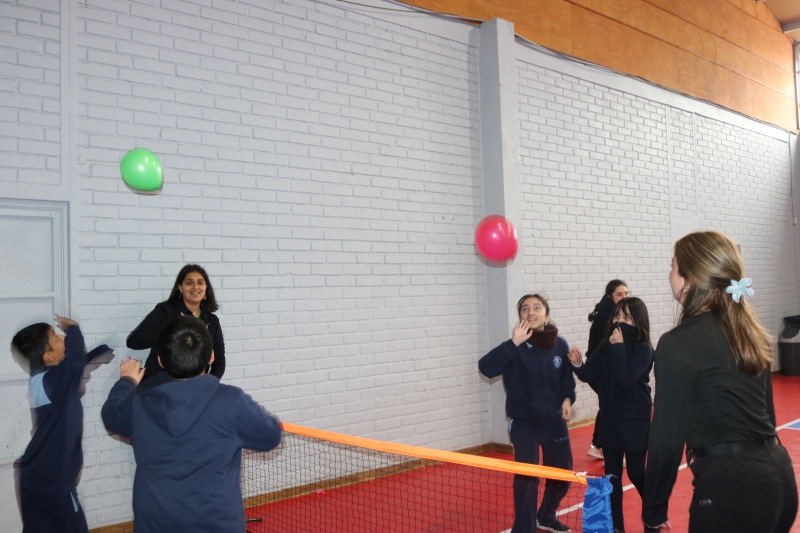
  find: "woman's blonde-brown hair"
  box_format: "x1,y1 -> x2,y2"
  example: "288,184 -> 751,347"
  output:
674,231 -> 772,375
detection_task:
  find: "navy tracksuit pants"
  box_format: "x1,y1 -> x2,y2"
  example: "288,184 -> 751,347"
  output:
20,485 -> 88,533
509,418 -> 573,533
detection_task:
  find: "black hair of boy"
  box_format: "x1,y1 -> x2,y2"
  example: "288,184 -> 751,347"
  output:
156,316 -> 213,379
12,323 -> 52,372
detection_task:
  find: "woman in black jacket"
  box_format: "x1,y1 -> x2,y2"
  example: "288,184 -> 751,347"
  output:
586,279 -> 628,461
569,297 -> 653,533
127,264 -> 225,380
642,232 -> 796,533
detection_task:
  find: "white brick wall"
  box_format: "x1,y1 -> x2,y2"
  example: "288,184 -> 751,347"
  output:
71,0 -> 484,527
0,0 -> 62,187
516,57 -> 796,421
1,0 -> 797,529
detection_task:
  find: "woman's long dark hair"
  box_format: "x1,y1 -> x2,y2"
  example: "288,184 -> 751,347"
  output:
587,279 -> 627,321
167,264 -> 219,313
595,297 -> 652,353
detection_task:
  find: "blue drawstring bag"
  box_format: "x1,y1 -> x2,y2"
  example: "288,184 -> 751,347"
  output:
582,475 -> 614,533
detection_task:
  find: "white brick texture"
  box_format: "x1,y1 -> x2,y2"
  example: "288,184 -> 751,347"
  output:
0,0 -> 62,186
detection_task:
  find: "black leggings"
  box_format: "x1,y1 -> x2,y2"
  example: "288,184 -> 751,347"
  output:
688,444 -> 797,533
604,447 -> 646,529
592,410 -> 602,448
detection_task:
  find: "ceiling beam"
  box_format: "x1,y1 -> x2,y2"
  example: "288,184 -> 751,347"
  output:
784,21 -> 800,33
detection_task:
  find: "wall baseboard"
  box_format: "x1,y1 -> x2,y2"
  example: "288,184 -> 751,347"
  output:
89,522 -> 133,533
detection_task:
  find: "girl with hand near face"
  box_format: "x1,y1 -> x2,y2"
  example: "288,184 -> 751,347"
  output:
127,264 -> 226,381
568,297 -> 653,533
479,294 -> 576,533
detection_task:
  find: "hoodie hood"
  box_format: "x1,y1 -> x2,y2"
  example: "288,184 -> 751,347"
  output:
591,296 -> 616,320
137,373 -> 219,437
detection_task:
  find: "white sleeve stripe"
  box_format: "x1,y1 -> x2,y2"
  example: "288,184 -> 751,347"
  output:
28,371 -> 52,409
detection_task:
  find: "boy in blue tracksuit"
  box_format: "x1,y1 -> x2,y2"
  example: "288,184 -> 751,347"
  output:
479,294 -> 576,533
102,315 -> 282,533
12,315 -> 109,533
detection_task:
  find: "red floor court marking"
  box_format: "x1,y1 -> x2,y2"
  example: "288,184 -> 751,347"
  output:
247,375 -> 800,533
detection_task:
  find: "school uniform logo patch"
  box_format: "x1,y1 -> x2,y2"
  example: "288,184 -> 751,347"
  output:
553,356 -> 562,369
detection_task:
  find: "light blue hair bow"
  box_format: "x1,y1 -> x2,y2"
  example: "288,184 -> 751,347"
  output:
725,278 -> 754,303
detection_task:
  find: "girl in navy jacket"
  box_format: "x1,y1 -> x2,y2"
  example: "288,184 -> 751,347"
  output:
479,294 -> 576,533
568,297 -> 653,533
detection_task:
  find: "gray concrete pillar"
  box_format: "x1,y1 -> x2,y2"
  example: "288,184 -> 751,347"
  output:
479,18 -> 525,444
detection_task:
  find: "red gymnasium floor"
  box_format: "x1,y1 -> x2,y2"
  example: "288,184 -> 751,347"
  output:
246,374 -> 800,533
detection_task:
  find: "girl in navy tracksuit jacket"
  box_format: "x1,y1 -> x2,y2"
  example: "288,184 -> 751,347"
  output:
479,294 -> 576,533
568,297 -> 653,533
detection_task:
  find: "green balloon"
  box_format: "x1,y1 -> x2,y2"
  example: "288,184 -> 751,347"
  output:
120,148 -> 163,191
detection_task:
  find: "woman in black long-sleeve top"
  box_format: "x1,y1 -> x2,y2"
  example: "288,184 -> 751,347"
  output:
642,231 -> 797,533
586,279 -> 628,461
127,264 -> 225,380
569,297 -> 653,533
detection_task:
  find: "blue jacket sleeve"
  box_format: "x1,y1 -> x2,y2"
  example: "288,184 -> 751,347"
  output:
43,325 -> 86,403
478,340 -> 518,379
608,342 -> 653,386
101,378 -> 137,437
87,344 -> 112,363
572,346 -> 605,384
236,391 -> 282,451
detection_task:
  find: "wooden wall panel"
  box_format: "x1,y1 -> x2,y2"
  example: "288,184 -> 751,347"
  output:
398,0 -> 798,131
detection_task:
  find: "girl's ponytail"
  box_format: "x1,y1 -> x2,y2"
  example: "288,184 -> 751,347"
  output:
675,232 -> 772,375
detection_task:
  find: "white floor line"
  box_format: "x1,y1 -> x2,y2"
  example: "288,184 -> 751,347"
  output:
775,416 -> 800,431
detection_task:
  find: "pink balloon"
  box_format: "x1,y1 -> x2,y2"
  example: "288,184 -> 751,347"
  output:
475,215 -> 518,262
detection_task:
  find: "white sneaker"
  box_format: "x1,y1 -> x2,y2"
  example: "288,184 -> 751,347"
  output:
587,445 -> 604,460
623,457 -> 627,468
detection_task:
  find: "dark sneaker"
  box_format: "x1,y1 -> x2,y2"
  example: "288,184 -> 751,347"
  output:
537,519 -> 571,533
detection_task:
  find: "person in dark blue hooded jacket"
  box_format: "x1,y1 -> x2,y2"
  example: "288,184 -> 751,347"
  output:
569,297 -> 653,533
102,316 -> 282,533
